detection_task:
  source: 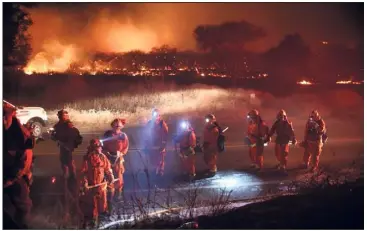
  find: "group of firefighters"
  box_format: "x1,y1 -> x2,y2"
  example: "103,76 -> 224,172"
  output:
3,100 -> 327,227
245,109 -> 326,173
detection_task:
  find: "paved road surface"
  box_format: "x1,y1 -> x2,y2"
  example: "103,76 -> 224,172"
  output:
32,131 -> 363,193
29,131 -> 363,227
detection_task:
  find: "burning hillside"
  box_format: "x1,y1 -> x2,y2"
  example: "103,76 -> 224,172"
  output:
22,39 -> 266,79
15,3 -> 363,86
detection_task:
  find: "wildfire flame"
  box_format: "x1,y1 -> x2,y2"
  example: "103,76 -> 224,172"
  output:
24,40 -> 80,74
297,80 -> 313,85
336,80 -> 363,85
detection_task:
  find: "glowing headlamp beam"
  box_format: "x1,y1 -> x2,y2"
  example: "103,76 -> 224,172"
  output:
181,121 -> 188,129
99,137 -> 116,144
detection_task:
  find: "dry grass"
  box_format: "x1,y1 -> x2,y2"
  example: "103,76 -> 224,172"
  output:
44,83 -> 363,142
46,84 -> 261,130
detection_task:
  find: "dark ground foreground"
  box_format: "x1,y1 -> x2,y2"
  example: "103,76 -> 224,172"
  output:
112,178 -> 364,230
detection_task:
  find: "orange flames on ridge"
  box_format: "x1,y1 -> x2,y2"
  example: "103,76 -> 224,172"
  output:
336,80 -> 363,85
24,41 -> 80,75
297,80 -> 314,85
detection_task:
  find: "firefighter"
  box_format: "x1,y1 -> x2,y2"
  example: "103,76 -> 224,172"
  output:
80,139 -> 114,227
144,109 -> 169,178
301,110 -> 326,172
176,120 -> 197,180
3,102 -> 34,229
51,109 -> 83,196
246,109 -> 269,172
268,109 -> 297,173
203,114 -> 219,175
102,118 -> 129,202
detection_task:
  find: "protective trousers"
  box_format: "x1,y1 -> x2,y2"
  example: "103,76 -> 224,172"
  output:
249,145 -> 264,169
112,162 -> 124,192
3,178 -> 32,229
149,149 -> 166,176
60,147 -> 77,195
80,186 -> 107,225
107,161 -> 125,211
180,153 -> 196,176
204,147 -> 218,173
275,144 -> 289,168
303,141 -> 323,169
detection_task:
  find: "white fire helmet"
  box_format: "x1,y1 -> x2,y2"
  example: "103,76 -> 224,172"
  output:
205,114 -> 216,123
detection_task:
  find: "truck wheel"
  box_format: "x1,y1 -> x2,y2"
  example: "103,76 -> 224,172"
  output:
30,121 -> 43,138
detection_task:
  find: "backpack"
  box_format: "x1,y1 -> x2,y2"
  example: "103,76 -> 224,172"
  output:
73,127 -> 83,148
213,122 -> 226,153
174,130 -> 193,145
148,119 -> 164,127
322,132 -> 328,144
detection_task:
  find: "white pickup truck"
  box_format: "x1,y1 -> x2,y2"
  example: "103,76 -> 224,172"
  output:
3,100 -> 48,138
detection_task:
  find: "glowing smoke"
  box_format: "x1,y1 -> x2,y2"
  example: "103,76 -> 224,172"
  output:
24,40 -> 80,74
22,3 -> 361,74
23,3 -> 273,74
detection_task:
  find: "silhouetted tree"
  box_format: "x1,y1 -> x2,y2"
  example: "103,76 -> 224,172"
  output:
3,3 -> 34,67
124,50 -> 147,70
262,33 -> 311,83
193,20 -> 266,53
149,45 -> 177,69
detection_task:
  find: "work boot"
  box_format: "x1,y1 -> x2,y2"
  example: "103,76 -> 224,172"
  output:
208,172 -> 216,177
188,173 -> 196,182
114,189 -> 124,202
279,167 -> 288,175
153,174 -> 165,191
91,218 -> 98,229
107,201 -> 114,215
250,163 -> 257,168
300,163 -> 309,170
310,166 -> 318,173
274,164 -> 281,170
83,218 -> 98,229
